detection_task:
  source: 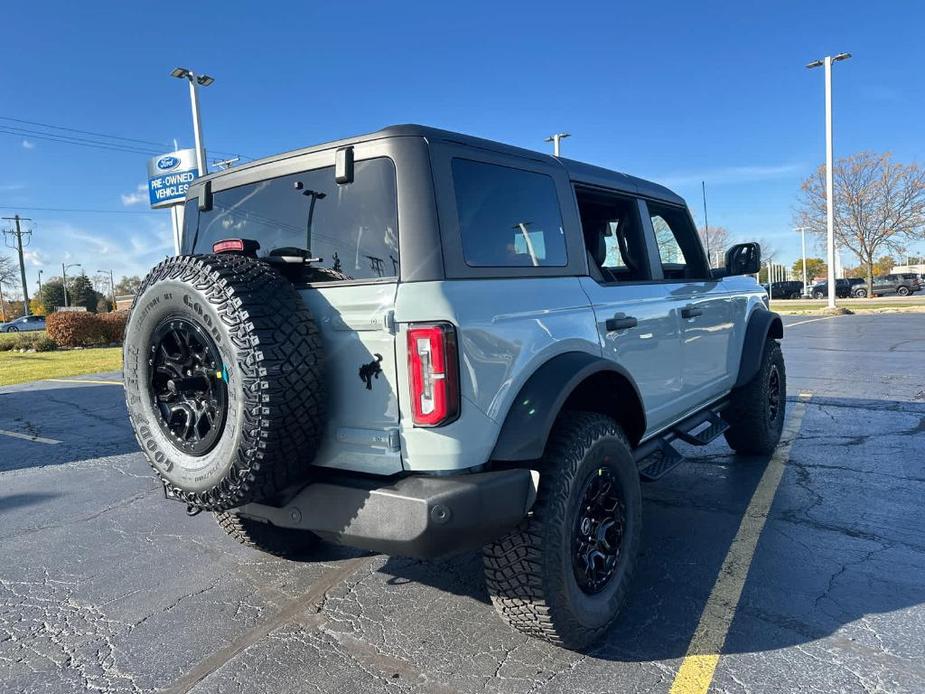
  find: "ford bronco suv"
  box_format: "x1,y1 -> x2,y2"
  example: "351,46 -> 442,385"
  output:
124,125 -> 784,649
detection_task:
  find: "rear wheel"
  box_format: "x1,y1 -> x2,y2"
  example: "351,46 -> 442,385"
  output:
855,288 -> 867,298
813,291 -> 824,299
215,511 -> 320,558
724,340 -> 786,455
6,326 -> 18,333
483,412 -> 642,650
897,286 -> 910,296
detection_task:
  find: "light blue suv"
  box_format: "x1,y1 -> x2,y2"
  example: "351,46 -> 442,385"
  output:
124,125 -> 784,648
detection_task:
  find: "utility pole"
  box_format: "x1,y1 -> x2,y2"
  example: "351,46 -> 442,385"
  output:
2,214 -> 33,316
544,132 -> 570,157
794,226 -> 810,296
97,268 -> 116,310
701,181 -> 710,264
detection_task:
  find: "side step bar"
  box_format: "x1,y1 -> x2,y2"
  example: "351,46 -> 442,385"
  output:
634,406 -> 729,481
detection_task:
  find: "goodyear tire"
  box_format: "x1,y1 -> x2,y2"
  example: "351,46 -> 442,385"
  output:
123,254 -> 325,511
483,412 -> 642,650
724,340 -> 786,455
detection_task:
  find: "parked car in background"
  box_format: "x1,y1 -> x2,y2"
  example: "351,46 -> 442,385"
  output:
853,275 -> 921,297
0,315 -> 46,332
762,280 -> 804,299
811,278 -> 854,299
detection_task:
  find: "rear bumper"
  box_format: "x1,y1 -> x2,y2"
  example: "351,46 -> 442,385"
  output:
235,468 -> 539,560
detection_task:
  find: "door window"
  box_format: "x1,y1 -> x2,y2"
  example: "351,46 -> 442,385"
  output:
646,202 -> 709,280
451,159 -> 567,267
575,189 -> 651,282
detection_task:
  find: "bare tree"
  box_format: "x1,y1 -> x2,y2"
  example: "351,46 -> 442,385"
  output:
795,151 -> 925,293
698,226 -> 731,267
0,255 -> 19,321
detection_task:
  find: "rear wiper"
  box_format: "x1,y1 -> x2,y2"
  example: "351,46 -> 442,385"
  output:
267,247 -> 323,264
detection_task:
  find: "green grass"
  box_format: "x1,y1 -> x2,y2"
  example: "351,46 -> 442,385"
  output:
771,299 -> 925,314
0,347 -> 122,387
0,330 -> 47,349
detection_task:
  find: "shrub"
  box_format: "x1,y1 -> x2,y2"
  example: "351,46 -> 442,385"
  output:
33,335 -> 58,352
98,310 -> 129,343
46,311 -> 110,347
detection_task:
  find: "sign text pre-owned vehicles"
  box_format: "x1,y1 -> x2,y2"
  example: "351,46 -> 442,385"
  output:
123,125 -> 783,649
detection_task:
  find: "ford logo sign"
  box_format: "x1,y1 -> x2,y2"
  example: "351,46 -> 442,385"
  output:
156,156 -> 181,171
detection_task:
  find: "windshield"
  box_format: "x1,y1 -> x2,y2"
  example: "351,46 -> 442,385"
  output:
183,157 -> 398,281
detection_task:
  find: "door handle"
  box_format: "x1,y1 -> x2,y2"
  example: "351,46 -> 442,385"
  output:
606,314 -> 638,331
681,306 -> 703,319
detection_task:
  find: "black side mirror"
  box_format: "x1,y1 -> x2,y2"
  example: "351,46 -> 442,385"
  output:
724,242 -> 761,276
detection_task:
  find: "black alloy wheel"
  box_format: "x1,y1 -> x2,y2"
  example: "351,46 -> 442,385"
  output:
767,363 -> 782,426
149,317 -> 227,456
572,466 -> 627,594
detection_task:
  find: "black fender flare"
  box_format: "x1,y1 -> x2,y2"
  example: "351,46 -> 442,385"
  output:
734,309 -> 783,388
491,351 -> 646,462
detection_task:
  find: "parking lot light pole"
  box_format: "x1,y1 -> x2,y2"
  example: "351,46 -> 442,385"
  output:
806,52 -> 851,309
61,263 -> 81,309
794,226 -> 810,296
170,67 -> 214,177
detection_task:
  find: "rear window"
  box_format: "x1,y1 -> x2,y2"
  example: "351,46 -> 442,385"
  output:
183,158 -> 398,281
451,159 -> 567,267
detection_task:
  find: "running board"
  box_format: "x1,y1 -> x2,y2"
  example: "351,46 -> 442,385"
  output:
633,403 -> 729,481
638,440 -> 685,481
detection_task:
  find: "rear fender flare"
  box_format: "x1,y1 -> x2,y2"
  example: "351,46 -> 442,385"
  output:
491,351 -> 646,461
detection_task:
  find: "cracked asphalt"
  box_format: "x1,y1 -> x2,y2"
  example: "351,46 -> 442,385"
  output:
1,313 -> 923,693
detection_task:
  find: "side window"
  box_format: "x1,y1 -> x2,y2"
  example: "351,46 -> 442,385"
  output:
575,188 -> 650,283
646,202 -> 709,280
452,159 -> 567,267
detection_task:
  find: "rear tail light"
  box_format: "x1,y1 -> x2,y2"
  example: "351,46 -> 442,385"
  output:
407,323 -> 459,427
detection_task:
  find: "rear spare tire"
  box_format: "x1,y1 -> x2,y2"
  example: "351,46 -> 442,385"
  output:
123,254 -> 325,511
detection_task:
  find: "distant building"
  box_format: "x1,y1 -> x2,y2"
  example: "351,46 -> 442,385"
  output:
891,263 -> 925,275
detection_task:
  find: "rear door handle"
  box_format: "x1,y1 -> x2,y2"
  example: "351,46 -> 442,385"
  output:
681,306 -> 703,319
606,314 -> 638,331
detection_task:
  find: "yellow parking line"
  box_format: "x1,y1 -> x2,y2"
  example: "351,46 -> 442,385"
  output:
669,395 -> 810,694
46,378 -> 123,386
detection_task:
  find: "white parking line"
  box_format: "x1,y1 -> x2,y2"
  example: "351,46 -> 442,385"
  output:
786,315 -> 842,328
0,429 -> 61,445
45,378 -> 123,386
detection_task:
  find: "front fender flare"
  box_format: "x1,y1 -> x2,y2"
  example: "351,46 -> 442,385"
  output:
491,351 -> 645,462
735,309 -> 783,388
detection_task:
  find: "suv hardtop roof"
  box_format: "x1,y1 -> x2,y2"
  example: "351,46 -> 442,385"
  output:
196,124 -> 685,206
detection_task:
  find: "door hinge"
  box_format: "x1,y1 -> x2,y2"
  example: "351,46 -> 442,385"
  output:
383,310 -> 397,334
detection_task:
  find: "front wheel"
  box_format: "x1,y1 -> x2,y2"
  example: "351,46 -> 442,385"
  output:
897,286 -> 910,296
813,291 -> 824,299
855,288 -> 867,298
724,340 -> 786,455
6,326 -> 18,333
483,412 -> 642,650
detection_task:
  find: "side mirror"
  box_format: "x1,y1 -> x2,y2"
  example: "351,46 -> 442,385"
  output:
724,242 -> 761,276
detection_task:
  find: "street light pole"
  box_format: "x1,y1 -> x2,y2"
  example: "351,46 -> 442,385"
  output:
98,269 -> 116,310
61,263 -> 81,309
544,132 -> 570,157
807,52 -> 851,310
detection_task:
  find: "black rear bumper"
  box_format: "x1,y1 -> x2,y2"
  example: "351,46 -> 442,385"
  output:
235,468 -> 538,560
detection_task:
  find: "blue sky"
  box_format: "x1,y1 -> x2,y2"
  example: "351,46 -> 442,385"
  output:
2,1 -> 924,286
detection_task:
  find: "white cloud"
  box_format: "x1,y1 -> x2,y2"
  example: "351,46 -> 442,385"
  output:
21,139 -> 35,150
654,163 -> 804,188
121,183 -> 148,206
0,183 -> 25,192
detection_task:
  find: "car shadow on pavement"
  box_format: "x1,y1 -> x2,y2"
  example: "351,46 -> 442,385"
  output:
0,384 -> 138,472
0,492 -> 60,514
375,396 -> 925,661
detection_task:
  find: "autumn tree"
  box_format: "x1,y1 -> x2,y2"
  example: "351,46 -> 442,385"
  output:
0,255 -> 19,321
698,226 -> 731,266
791,257 -> 826,283
795,151 -> 925,294
114,275 -> 142,296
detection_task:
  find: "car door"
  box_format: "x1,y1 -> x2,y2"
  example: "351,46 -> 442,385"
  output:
573,188 -> 683,435
641,199 -> 739,415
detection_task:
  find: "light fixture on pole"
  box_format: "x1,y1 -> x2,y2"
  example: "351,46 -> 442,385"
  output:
61,263 -> 81,308
170,67 -> 214,177
544,132 -> 570,157
806,52 -> 851,309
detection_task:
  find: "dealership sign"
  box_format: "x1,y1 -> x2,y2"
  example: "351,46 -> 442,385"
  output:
147,149 -> 199,208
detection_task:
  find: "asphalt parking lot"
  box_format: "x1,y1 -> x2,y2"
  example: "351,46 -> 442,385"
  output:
1,314 -> 923,693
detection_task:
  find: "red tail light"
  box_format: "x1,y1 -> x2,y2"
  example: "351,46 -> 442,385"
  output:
407,323 -> 459,427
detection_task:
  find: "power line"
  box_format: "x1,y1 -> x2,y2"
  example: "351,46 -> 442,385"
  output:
0,115 -> 170,148
0,206 -> 158,215
0,127 -> 163,156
